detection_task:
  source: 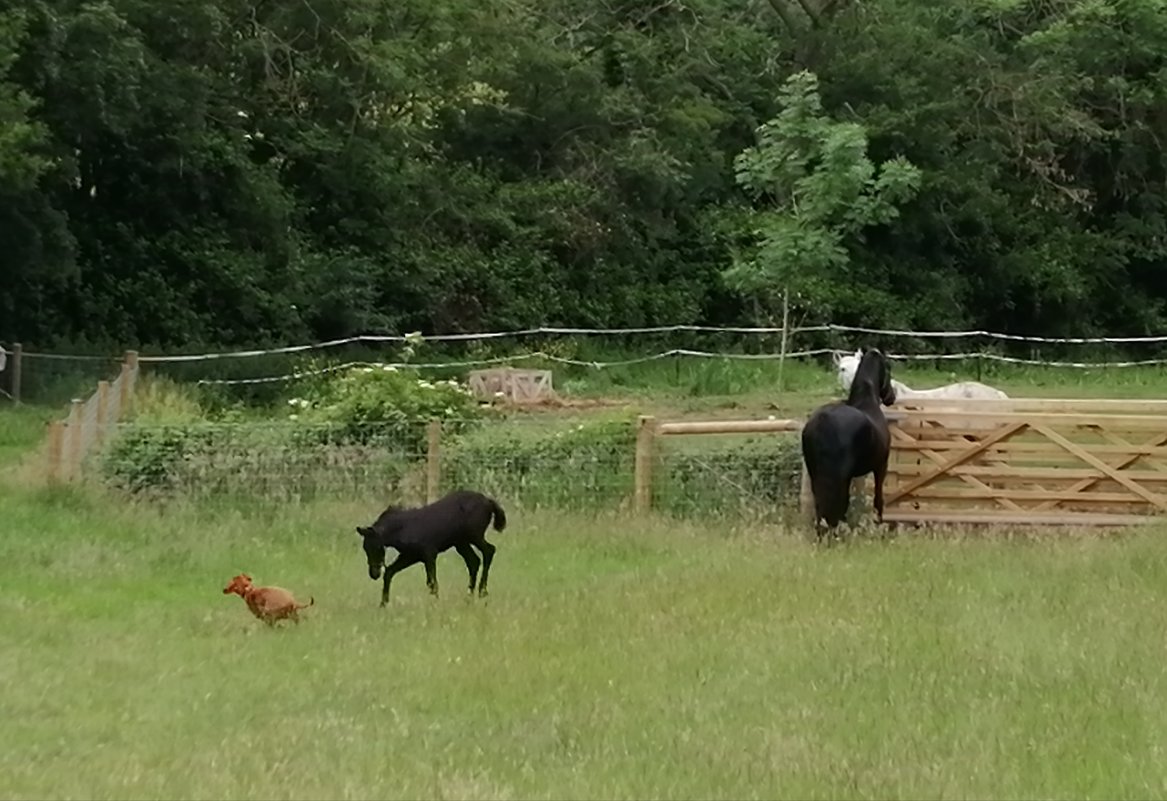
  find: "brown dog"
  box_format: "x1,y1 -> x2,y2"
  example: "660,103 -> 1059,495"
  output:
222,573 -> 314,626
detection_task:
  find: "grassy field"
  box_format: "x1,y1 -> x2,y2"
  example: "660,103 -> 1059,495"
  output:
6,363 -> 1167,800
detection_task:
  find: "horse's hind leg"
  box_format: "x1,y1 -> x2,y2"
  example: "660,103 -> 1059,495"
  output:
455,543 -> 481,594
475,538 -> 496,597
873,454 -> 890,524
813,477 -> 850,544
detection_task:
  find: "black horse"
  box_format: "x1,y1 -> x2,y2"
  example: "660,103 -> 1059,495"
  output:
801,347 -> 897,540
356,489 -> 507,606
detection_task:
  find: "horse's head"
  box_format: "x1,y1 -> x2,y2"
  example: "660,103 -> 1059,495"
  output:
870,348 -> 897,406
834,349 -> 862,391
356,525 -> 386,580
852,347 -> 896,407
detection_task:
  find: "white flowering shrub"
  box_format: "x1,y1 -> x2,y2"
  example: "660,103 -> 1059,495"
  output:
287,363 -> 483,452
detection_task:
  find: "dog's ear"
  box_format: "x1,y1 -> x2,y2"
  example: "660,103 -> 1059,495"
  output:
356,526 -> 371,538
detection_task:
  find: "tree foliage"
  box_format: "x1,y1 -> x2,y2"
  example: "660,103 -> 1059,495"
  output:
0,0 -> 1165,348
725,70 -> 922,320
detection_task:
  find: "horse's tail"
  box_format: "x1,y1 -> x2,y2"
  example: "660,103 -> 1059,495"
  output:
296,596 -> 315,610
489,498 -> 507,532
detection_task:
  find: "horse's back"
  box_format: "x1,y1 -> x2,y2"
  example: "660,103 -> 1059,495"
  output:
803,401 -> 890,478
395,490 -> 496,550
803,403 -> 869,461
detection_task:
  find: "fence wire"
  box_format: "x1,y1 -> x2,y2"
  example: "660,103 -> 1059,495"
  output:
6,352 -> 125,406
84,414 -> 816,524
651,433 -> 804,523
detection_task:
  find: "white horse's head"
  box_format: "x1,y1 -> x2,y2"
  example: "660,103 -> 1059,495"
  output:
833,349 -> 862,391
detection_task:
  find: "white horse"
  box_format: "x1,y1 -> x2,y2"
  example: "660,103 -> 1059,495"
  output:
833,349 -> 1008,401
833,348 -> 1009,446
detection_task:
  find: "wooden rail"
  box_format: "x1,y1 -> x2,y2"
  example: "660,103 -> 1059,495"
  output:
636,399 -> 1167,529
884,398 -> 1167,527
634,415 -> 812,517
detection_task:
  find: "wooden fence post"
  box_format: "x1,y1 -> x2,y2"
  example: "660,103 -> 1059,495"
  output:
634,415 -> 657,513
66,398 -> 83,480
120,350 -> 139,418
11,342 -> 22,405
425,420 -> 441,503
46,420 -> 64,483
94,380 -> 110,446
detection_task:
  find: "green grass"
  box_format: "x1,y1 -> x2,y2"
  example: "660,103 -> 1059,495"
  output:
4,470 -> 1167,797
0,405 -> 55,465
8,359 -> 1167,800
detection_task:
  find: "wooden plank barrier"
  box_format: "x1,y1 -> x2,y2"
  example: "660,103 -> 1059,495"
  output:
468,368 -> 553,404
635,399 -> 1167,528
883,398 -> 1167,527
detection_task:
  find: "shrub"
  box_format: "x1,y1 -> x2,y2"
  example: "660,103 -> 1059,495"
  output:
102,422 -> 424,502
102,338 -> 487,502
103,425 -> 217,494
443,417 -> 637,512
655,436 -> 804,522
288,362 -> 484,453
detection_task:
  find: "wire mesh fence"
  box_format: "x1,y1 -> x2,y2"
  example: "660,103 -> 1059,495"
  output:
650,429 -> 805,523
4,349 -> 127,407
81,414 -> 812,523
46,357 -> 139,481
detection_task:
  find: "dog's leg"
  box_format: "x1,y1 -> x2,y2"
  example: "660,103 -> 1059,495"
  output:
381,554 -> 419,607
476,540 -> 496,597
455,543 -> 480,594
422,556 -> 439,597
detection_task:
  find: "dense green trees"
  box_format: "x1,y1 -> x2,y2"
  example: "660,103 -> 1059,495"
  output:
1,0 -> 1165,349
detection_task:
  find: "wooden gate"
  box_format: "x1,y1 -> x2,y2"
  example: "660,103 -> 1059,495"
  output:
883,398 -> 1167,526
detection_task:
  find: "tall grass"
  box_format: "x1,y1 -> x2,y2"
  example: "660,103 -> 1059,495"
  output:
4,479 -> 1167,800
8,358 -> 1167,800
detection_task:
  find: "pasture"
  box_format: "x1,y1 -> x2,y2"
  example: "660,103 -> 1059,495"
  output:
5,361 -> 1167,800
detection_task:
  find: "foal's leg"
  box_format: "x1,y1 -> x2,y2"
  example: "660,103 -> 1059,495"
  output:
455,543 -> 481,594
422,555 -> 440,597
476,539 -> 497,596
381,553 -> 420,607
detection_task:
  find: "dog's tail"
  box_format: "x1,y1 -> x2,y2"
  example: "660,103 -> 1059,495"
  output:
295,596 -> 315,610
490,498 -> 507,532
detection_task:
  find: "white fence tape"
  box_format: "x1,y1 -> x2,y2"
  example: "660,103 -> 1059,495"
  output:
15,323 -> 1167,365
191,348 -> 1167,387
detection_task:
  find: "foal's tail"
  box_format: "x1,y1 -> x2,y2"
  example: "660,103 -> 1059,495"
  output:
295,596 -> 315,610
489,498 -> 507,532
